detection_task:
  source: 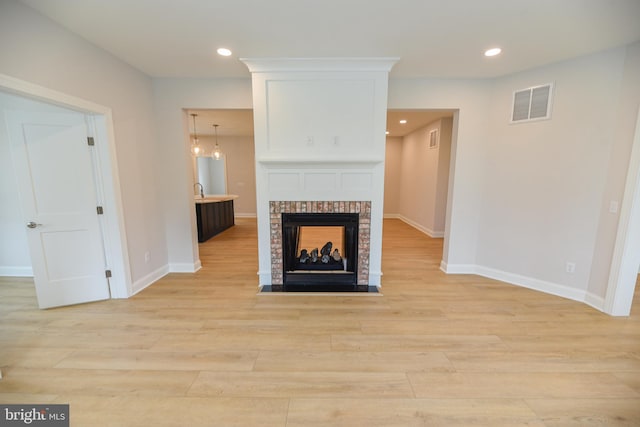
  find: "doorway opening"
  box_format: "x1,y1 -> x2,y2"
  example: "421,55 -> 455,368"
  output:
383,109 -> 457,273
185,109 -> 257,263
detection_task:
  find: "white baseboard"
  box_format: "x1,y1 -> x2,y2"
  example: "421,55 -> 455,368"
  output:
235,213 -> 257,218
584,291 -> 606,312
258,270 -> 272,286
474,265 -> 586,303
368,271 -> 382,286
131,265 -> 169,296
442,262 -> 601,310
0,266 -> 34,277
440,261 -> 475,274
169,261 -> 201,273
394,215 -> 444,238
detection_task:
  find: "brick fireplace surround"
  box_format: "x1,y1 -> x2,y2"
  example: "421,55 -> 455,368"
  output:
269,201 -> 371,289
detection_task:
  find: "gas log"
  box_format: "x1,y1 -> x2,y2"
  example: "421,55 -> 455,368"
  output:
299,241 -> 342,265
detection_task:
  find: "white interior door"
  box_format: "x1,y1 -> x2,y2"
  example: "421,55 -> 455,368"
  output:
7,111 -> 110,308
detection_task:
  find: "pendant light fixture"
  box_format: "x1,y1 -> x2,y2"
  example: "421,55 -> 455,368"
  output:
212,124 -> 222,160
190,113 -> 202,156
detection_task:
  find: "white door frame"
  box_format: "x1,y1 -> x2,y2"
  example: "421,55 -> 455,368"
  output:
605,107 -> 640,316
0,73 -> 132,299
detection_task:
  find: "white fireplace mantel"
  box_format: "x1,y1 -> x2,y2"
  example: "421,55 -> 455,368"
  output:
242,57 -> 397,288
240,57 -> 398,74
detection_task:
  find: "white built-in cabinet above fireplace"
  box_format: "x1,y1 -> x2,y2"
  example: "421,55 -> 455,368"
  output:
241,58 -> 397,164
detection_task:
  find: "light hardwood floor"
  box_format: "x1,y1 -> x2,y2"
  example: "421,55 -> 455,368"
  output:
1,218 -> 639,426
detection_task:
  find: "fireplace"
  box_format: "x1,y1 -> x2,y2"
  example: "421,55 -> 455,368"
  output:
282,213 -> 358,291
269,201 -> 371,292
243,58 -> 394,293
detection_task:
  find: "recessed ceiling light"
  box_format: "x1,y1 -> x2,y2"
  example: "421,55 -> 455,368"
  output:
217,48 -> 232,57
484,47 -> 502,57
385,131 -> 389,135
399,119 -> 407,124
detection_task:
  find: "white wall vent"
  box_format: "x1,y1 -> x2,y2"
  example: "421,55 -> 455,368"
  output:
510,83 -> 553,123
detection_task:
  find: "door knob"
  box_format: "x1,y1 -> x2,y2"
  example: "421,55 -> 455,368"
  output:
26,221 -> 42,229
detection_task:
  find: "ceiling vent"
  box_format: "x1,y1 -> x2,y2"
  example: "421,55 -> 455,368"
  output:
511,83 -> 553,123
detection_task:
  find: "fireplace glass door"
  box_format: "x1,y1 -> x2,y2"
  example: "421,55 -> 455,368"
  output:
282,213 -> 358,291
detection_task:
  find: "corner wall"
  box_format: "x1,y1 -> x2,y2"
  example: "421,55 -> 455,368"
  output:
152,78 -> 253,271
589,41 -> 640,304
477,47 -> 628,303
390,45 -> 639,313
388,79 -> 493,268
0,0 -> 167,293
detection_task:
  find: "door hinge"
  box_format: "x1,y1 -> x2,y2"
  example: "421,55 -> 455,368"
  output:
105,269 -> 112,278
87,136 -> 95,146
97,206 -> 104,215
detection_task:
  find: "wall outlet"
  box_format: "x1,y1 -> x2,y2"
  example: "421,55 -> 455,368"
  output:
144,251 -> 150,263
566,262 -> 576,274
609,201 -> 619,213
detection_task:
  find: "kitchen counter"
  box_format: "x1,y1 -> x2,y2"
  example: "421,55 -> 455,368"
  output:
194,194 -> 239,203
194,195 -> 237,242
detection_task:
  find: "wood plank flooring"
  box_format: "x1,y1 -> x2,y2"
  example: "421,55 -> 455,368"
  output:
1,218 -> 639,426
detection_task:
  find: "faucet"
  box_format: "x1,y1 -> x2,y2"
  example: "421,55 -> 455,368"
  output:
194,182 -> 204,198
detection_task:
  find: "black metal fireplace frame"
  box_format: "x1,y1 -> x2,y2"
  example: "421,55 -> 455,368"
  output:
282,212 -> 359,291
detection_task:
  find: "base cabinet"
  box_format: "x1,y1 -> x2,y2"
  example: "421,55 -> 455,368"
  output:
196,200 -> 235,242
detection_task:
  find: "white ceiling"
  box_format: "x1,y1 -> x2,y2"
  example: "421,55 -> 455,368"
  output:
21,0 -> 640,79
23,0 -> 638,138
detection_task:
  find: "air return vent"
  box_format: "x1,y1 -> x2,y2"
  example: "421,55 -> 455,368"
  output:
511,83 -> 553,123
